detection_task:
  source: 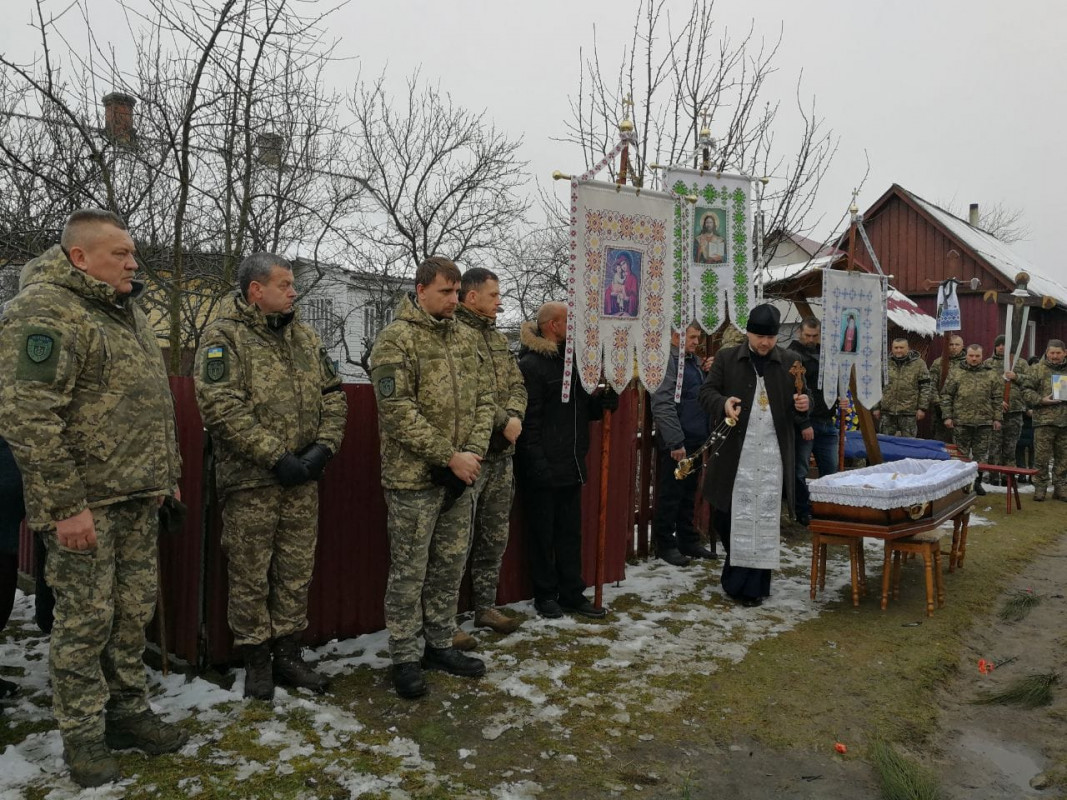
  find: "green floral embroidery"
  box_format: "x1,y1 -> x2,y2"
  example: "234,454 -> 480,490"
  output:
731,187 -> 749,325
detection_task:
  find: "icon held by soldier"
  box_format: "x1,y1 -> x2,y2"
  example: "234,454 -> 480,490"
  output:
0,209 -> 187,787
194,252 -> 348,702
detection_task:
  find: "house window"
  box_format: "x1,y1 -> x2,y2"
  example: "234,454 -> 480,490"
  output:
363,304 -> 394,341
302,297 -> 334,339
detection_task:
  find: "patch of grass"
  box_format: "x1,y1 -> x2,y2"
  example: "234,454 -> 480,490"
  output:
870,740 -> 941,800
998,588 -> 1040,621
976,672 -> 1059,708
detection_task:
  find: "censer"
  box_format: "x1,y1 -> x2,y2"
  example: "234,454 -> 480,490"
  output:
674,416 -> 737,479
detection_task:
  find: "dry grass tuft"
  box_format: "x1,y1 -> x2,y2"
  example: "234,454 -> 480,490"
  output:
975,672 -> 1059,708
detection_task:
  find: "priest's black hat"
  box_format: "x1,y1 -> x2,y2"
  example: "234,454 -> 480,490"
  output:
746,303 -> 781,336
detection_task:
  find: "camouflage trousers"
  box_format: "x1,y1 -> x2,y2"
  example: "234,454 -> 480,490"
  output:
45,497 -> 158,742
952,425 -> 992,463
1033,425 -> 1067,491
930,406 -> 953,444
385,486 -> 474,664
988,412 -> 1024,467
467,456 -> 516,611
221,482 -> 318,647
880,412 -> 919,438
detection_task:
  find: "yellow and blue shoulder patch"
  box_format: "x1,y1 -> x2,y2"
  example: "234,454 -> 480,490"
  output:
204,345 -> 228,383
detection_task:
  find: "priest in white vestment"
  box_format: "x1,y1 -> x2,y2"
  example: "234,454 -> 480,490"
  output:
699,304 -> 811,606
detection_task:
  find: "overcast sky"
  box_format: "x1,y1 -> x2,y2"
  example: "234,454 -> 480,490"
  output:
3,0 -> 1064,286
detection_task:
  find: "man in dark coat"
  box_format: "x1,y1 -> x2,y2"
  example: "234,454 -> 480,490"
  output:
516,302 -> 614,619
699,304 -> 810,606
0,436 -> 25,713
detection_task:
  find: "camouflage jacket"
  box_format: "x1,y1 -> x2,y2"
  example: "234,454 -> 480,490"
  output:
876,350 -> 932,414
940,361 -> 1003,425
0,245 -> 180,527
1022,356 -> 1067,427
194,292 -> 347,495
370,293 -> 494,489
455,304 -> 527,459
982,355 -> 1029,414
928,352 -> 966,407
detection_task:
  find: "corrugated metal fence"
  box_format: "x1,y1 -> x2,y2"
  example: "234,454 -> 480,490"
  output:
157,378 -> 641,667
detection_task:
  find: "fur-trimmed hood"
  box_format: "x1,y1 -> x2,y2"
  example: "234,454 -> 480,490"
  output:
519,320 -> 562,357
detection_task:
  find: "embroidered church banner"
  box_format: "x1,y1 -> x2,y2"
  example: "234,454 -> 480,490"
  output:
565,180 -> 676,398
664,166 -> 754,334
820,269 -> 888,410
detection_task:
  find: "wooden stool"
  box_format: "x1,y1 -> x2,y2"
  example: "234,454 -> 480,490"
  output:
810,532 -> 867,607
881,532 -> 944,617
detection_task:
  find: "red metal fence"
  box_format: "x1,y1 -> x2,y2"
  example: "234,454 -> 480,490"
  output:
157,379 -> 642,667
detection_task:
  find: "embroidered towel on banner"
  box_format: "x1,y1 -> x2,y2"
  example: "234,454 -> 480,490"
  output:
935,279 -> 962,333
820,269 -> 887,410
664,166 -> 754,335
566,180 -> 676,399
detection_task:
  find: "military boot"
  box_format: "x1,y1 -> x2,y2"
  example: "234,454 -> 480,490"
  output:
1054,486 -> 1067,502
422,646 -> 486,678
242,642 -> 275,700
452,629 -> 478,651
474,607 -> 521,634
973,477 -> 986,496
63,737 -> 119,788
272,633 -> 329,694
105,709 -> 188,755
1034,485 -> 1047,502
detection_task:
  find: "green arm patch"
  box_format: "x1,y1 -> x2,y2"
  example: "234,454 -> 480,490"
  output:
203,345 -> 229,383
372,363 -> 397,399
16,326 -> 63,384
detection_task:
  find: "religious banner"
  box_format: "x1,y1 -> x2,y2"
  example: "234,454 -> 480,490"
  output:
664,166 -> 755,334
565,179 -> 677,399
820,269 -> 888,410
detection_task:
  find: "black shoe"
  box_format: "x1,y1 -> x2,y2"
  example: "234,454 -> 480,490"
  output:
658,548 -> 691,567
679,544 -> 717,560
534,598 -> 564,619
973,479 -> 987,496
739,596 -> 764,608
272,633 -> 330,694
391,662 -> 428,699
422,646 -> 486,678
796,512 -> 812,526
558,597 -> 608,618
241,642 -> 275,701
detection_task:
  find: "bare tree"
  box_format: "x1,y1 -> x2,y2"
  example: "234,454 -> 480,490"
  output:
944,200 -> 1030,245
559,0 -> 837,264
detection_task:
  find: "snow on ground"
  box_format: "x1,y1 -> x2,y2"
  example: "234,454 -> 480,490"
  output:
0,517 -> 995,799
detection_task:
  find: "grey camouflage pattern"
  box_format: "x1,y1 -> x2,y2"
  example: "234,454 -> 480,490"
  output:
384,487 -> 474,664
1022,357 -> 1067,428
952,425 -> 992,463
46,498 -> 157,741
877,352 -> 931,414
221,483 -> 319,647
988,412 -> 1024,467
468,456 -> 515,610
880,413 -> 919,438
1033,427 -> 1067,492
941,363 -> 1003,426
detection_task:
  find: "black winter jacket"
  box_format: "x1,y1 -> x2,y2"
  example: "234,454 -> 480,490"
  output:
515,321 -> 604,487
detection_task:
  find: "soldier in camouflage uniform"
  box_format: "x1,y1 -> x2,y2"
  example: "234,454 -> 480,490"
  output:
983,334 -> 1029,482
0,210 -> 186,787
929,334 -> 965,443
1022,339 -> 1067,501
941,344 -> 1002,494
451,268 -> 526,650
370,257 -> 494,699
873,338 -> 932,438
195,253 -> 347,700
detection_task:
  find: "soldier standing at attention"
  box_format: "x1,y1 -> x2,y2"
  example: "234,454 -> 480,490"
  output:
941,344 -> 1001,495
370,256 -> 494,699
1022,339 -> 1067,502
0,209 -> 185,787
872,338 -> 932,438
929,334 -> 966,442
983,334 -> 1029,483
195,253 -> 347,701
451,268 -> 526,649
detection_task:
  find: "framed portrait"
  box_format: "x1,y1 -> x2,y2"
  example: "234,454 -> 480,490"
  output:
693,207 -> 728,265
1052,373 -> 1067,402
839,308 -> 861,354
603,247 -> 642,318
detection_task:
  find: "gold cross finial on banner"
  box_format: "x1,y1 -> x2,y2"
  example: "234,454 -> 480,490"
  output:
619,93 -> 635,133
699,108 -> 711,138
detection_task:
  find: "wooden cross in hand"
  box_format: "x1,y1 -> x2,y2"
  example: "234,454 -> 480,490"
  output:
789,360 -> 806,394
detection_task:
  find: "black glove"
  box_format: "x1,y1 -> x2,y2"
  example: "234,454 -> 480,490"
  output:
298,443 -> 332,480
429,465 -> 469,512
273,452 -> 311,487
157,495 -> 188,536
600,387 -> 620,412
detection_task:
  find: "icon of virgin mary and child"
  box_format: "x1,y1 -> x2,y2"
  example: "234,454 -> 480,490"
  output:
603,249 -> 641,317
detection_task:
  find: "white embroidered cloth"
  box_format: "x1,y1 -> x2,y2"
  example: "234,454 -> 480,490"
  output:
820,269 -> 888,410
566,180 -> 676,397
729,375 -> 782,570
807,458 -> 977,509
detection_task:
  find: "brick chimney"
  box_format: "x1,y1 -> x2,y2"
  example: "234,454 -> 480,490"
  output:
968,203 -> 979,227
102,92 -> 136,147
